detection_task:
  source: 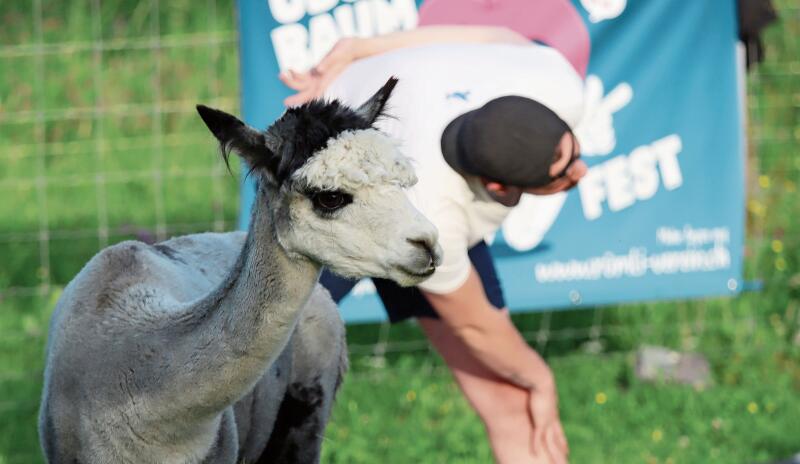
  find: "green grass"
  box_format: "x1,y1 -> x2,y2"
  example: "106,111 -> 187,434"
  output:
1,0 -> 799,463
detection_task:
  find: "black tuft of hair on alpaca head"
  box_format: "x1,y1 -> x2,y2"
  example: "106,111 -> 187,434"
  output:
197,76 -> 399,185
256,76 -> 398,184
264,99 -> 372,183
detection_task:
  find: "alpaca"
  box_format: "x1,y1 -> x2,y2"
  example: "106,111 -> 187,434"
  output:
38,77 -> 442,464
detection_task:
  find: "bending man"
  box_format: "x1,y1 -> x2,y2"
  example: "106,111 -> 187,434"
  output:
282,26 -> 587,464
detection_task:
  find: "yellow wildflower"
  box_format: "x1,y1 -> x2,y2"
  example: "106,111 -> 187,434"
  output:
651,428 -> 663,442
747,402 -> 759,414
747,200 -> 765,217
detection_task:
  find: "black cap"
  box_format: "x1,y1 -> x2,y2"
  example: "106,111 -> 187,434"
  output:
441,96 -> 571,188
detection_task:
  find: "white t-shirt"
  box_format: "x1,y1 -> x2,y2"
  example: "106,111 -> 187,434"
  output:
326,42 -> 584,293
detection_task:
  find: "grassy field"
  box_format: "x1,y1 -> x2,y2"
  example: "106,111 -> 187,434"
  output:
1,1 -> 799,463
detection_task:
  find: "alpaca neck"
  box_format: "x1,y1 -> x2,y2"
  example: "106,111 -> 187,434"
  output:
215,185 -> 320,350
171,184 -> 320,417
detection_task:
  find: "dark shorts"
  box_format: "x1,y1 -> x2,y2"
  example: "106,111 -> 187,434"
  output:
319,241 -> 506,323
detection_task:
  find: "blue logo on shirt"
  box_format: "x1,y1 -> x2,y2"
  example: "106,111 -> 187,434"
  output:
446,90 -> 471,102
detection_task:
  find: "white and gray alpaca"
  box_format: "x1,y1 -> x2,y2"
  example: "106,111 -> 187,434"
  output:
38,78 -> 442,463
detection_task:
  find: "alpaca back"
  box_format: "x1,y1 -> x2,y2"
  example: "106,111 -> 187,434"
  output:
39,232 -> 247,462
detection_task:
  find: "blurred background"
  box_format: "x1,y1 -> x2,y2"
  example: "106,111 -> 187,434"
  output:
0,1 -> 798,463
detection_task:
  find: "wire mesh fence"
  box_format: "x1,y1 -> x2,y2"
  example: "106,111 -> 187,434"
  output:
0,0 -> 798,462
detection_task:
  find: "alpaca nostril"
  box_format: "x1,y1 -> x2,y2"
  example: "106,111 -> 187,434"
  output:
406,238 -> 435,267
406,238 -> 432,254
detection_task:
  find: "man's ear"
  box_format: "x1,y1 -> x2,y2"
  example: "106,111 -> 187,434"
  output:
196,104 -> 279,174
481,179 -> 509,194
481,180 -> 524,207
355,76 -> 398,125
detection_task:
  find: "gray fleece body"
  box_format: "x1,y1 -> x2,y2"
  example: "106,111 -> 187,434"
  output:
38,228 -> 346,464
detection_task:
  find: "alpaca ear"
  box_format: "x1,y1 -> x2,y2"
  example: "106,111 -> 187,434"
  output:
355,76 -> 398,125
196,104 -> 279,172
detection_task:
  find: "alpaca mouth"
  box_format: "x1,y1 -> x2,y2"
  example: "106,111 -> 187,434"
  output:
398,266 -> 436,279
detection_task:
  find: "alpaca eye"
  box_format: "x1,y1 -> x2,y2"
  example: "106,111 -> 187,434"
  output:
317,192 -> 344,209
311,190 -> 352,214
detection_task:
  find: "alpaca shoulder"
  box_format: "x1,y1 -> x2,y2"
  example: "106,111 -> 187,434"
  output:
65,231 -> 247,318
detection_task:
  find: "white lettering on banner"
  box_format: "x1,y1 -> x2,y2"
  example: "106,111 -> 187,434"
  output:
604,155 -> 635,211
270,0 -> 418,72
332,4 -> 356,36
628,144 -> 659,200
535,245 -> 731,282
270,24 -> 309,72
653,135 -> 683,189
308,13 -> 340,64
655,227 -> 683,246
372,0 -> 416,34
269,0 -> 306,24
534,226 -> 731,283
656,225 -> 730,247
580,0 -> 627,23
578,134 -> 683,220
307,0 -> 339,15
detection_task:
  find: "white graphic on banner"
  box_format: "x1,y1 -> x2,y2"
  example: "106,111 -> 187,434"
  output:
497,193 -> 567,252
269,0 -> 418,72
574,75 -> 633,157
352,278 -> 377,296
580,0 -> 627,23
535,226 -> 731,283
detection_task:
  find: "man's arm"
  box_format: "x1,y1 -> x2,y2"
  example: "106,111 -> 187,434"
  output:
422,267 -> 553,392
423,267 -> 569,461
352,25 -> 530,58
280,26 -> 529,106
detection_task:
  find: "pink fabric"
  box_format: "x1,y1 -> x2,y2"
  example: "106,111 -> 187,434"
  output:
417,0 -> 590,77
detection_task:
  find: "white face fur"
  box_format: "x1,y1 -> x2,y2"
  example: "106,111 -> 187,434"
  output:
276,128 -> 442,287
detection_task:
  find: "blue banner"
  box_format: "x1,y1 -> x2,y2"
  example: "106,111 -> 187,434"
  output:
237,0 -> 745,323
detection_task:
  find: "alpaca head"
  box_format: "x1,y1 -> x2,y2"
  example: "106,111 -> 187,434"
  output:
197,78 -> 442,286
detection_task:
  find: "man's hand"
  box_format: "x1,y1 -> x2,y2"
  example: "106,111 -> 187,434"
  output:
524,133 -> 587,196
524,161 -> 587,195
529,383 -> 569,464
279,38 -> 362,106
